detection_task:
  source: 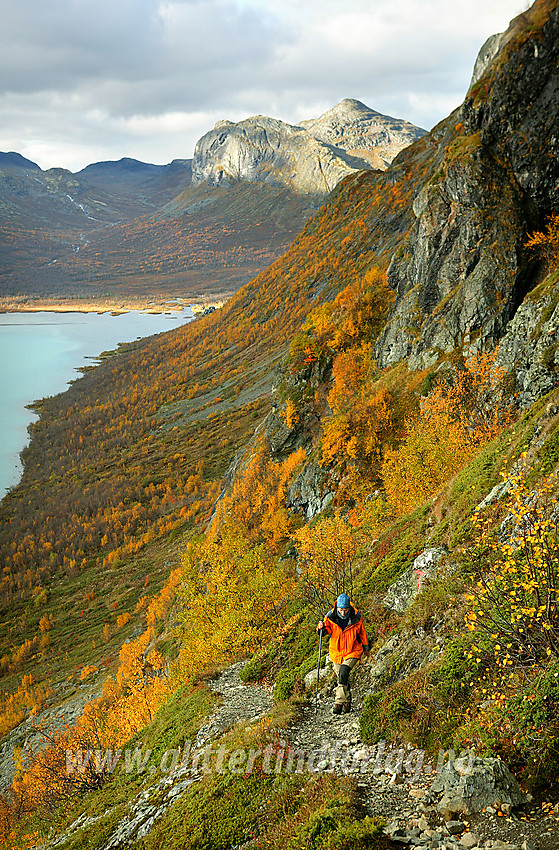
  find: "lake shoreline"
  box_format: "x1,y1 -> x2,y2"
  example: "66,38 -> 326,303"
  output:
0,307 -> 198,497
0,296 -> 227,315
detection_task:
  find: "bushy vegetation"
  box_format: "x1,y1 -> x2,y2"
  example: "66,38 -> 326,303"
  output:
2,10 -> 559,842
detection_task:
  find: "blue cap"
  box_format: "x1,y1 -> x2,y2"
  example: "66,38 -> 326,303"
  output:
336,593 -> 350,608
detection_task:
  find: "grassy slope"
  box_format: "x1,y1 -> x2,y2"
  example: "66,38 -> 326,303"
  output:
3,3 -> 559,842
12,386 -> 559,850
0,120 -> 449,850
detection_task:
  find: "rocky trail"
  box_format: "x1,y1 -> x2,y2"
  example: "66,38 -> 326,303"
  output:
284,660 -> 559,850
194,661 -> 275,748
43,661 -> 559,850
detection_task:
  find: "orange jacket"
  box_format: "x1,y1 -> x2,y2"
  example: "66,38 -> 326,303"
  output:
321,605 -> 369,664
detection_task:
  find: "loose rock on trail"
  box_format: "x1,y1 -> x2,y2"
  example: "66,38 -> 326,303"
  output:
43,661 -> 559,850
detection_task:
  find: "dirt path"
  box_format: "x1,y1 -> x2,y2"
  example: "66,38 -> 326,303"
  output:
45,661 -> 559,850
195,661 -> 275,748
285,666 -> 413,821
283,662 -> 559,850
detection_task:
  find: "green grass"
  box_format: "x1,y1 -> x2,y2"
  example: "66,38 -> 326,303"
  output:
240,608 -> 325,701
359,632 -> 482,751
142,770 -> 387,850
358,505 -> 429,595
19,683 -> 217,850
536,421 -> 559,475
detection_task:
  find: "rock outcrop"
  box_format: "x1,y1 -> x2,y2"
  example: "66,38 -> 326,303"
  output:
374,1 -> 559,371
286,462 -> 334,520
383,548 -> 449,614
496,279 -> 559,407
192,100 -> 426,195
430,756 -> 527,817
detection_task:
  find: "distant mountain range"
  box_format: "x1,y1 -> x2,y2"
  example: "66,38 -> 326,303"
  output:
0,100 -> 425,308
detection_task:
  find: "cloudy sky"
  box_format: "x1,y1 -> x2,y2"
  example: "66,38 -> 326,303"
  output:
0,0 -> 527,172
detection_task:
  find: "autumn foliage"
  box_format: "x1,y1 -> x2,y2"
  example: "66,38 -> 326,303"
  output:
177,524 -> 294,678
294,514 -> 360,615
1,569 -> 183,833
322,344 -> 392,468
210,442 -> 306,546
382,352 -> 512,516
466,461 -> 559,670
525,212 -> 559,273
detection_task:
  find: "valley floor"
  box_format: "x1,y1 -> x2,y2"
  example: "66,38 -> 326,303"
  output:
0,296 -> 227,314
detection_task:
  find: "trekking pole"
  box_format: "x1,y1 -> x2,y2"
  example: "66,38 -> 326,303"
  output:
315,625 -> 324,711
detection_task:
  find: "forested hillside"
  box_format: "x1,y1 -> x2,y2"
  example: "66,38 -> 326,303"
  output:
1,1 -> 559,848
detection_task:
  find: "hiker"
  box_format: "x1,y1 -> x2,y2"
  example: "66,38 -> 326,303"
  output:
317,593 -> 370,715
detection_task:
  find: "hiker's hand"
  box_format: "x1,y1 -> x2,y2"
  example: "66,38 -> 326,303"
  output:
317,620 -> 324,631
363,649 -> 371,659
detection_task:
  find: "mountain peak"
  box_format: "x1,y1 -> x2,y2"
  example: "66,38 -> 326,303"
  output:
303,98 -> 383,124
192,100 -> 426,193
78,157 -> 163,176
300,99 -> 426,169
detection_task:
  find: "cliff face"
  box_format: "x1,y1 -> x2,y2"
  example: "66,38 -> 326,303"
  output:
192,115 -> 355,195
191,100 -> 426,195
235,0 -> 559,521
375,123 -> 532,370
374,0 -> 559,371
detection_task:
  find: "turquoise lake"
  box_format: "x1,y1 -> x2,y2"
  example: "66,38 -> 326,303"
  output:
0,308 -> 193,497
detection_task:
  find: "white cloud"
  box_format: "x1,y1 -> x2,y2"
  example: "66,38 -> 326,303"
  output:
0,0 -> 528,169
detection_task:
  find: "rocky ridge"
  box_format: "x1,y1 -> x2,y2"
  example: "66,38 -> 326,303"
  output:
191,99 -> 426,195
300,99 -> 426,170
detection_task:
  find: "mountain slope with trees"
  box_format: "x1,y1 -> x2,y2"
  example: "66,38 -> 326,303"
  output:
1,1 -> 559,847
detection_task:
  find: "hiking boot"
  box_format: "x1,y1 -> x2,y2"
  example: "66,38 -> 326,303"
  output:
342,699 -> 352,714
332,703 -> 343,715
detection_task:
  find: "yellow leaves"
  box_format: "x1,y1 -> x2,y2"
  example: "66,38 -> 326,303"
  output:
525,212 -> 559,273
383,351 -> 513,517
209,440 -> 305,546
146,567 -> 182,627
116,612 -> 131,630
294,512 -> 359,611
465,460 -> 559,679
345,435 -> 359,459
321,349 -> 392,467
0,676 -> 52,738
283,399 -> 299,429
38,614 -> 53,633
178,524 -> 293,678
292,268 -> 392,375
79,665 -> 98,681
